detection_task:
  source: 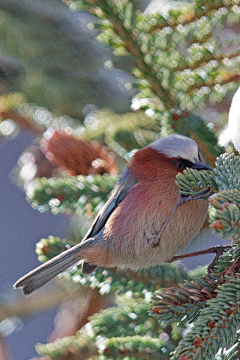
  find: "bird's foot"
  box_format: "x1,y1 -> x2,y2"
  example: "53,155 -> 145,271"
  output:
207,245 -> 231,274
179,187 -> 211,202
147,188 -> 211,249
147,233 -> 161,248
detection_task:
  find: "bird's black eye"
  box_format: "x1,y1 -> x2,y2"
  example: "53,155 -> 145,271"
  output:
176,160 -> 185,169
173,158 -> 193,170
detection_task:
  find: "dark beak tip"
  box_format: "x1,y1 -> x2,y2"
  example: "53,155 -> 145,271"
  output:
193,162 -> 212,170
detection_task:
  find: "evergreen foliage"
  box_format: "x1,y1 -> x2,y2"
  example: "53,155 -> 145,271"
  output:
27,174 -> 118,215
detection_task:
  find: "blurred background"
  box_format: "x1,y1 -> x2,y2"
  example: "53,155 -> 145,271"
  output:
0,0 -> 238,358
0,1 -> 142,358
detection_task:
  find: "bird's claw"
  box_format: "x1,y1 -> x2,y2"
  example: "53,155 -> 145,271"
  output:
180,187 -> 211,202
146,188 -> 211,249
207,245 -> 231,275
147,235 -> 160,248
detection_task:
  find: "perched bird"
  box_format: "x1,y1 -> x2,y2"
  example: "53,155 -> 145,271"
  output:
14,134 -> 212,295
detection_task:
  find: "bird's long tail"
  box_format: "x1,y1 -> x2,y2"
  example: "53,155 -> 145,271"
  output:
13,238 -> 95,295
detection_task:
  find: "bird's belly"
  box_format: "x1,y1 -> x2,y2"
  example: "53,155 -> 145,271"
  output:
103,195 -> 208,270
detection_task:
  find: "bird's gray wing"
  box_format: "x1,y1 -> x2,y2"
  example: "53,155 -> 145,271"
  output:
84,167 -> 138,239
81,167 -> 138,274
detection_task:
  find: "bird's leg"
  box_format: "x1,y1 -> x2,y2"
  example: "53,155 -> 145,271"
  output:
147,188 -> 211,248
146,222 -> 159,244
168,245 -> 231,274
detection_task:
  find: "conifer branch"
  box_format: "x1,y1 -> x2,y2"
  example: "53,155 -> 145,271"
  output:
173,275 -> 240,360
215,153 -> 240,191
101,336 -> 174,360
1,109 -> 42,134
88,297 -> 160,338
218,335 -> 240,360
36,334 -> 173,360
0,287 -> 73,322
36,296 -> 176,359
209,189 -> 240,239
35,236 -> 75,263
0,335 -> 9,360
152,245 -> 240,327
148,0 -> 240,33
62,262 -> 191,297
27,174 -> 118,215
36,333 -> 99,360
176,168 -> 217,198
92,0 -> 176,109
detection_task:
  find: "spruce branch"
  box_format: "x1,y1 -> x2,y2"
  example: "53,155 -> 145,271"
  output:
204,153 -> 240,239
69,0 -> 176,109
35,296 -> 176,359
176,152 -> 240,242
17,102 -> 81,133
176,168 -> 217,198
101,336 -> 174,360
152,270 -> 240,359
36,332 -> 99,360
68,0 -> 176,109
62,262 -> 190,297
0,335 -> 9,360
152,276 -> 217,326
36,333 -> 173,360
0,287 -> 74,322
68,0 -> 240,119
82,109 -> 161,157
176,153 -> 240,240
147,0 -> 240,33
209,190 -> 240,239
98,4 -> 175,109
152,245 -> 240,329
176,71 -> 240,96
88,296 -> 161,338
215,153 -> 240,191
172,275 -> 240,360
1,100 -> 81,137
216,335 -> 240,360
35,236 -> 75,263
27,174 -> 118,215
188,44 -> 240,71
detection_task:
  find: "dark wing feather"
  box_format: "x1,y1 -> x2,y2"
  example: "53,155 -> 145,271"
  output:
81,167 -> 138,274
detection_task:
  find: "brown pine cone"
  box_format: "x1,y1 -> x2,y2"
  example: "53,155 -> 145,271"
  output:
41,129 -> 118,176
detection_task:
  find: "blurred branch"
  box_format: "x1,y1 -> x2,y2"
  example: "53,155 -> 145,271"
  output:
148,0 -> 238,33
1,110 -> 43,134
0,286 -> 74,322
0,334 -> 9,360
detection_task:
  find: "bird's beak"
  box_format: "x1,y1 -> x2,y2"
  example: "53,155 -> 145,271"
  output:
192,161 -> 212,170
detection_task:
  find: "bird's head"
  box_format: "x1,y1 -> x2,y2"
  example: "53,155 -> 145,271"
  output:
129,134 -> 212,185
149,134 -> 212,172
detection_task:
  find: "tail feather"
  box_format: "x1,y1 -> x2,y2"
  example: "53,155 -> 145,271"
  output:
14,238 -> 95,295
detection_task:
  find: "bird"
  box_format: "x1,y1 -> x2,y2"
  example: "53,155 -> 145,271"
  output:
14,134 -> 212,295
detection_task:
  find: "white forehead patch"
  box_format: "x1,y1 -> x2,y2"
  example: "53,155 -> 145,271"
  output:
150,134 -> 199,163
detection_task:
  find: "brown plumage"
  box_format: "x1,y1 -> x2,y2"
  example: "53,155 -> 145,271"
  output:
14,135 -> 211,295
